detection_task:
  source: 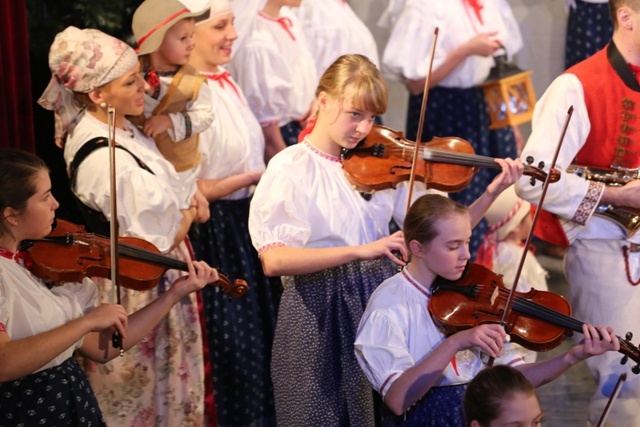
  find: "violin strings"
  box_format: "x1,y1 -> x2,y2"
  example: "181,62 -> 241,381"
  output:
472,284 -> 583,331
445,284 -> 635,359
77,233 -> 187,271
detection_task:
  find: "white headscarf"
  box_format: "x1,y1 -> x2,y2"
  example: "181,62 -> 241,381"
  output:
37,26 -> 138,146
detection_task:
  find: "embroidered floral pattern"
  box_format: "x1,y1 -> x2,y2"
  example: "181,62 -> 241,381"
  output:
571,180 -> 604,225
257,241 -> 286,255
181,112 -> 192,138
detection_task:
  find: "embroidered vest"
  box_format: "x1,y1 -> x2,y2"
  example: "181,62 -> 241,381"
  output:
133,63 -> 206,172
535,43 -> 640,246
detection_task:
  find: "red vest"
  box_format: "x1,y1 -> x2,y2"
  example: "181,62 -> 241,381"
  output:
535,45 -> 640,246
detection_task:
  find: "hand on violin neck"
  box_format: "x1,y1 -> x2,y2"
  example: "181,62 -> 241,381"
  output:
169,260 -> 219,300
485,158 -> 524,197
566,324 -> 620,365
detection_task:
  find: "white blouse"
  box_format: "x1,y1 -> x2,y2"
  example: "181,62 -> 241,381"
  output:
355,269 -> 524,398
382,0 -> 522,87
231,10 -> 317,127
197,68 -> 266,199
294,0 -> 380,76
0,257 -> 98,372
64,112 -> 198,253
249,138 -> 428,252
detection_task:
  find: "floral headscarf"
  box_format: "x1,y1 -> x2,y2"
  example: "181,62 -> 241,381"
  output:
38,26 -> 138,147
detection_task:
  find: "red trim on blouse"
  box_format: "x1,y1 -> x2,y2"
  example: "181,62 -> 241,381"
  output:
257,241 -> 286,255
302,138 -> 341,163
380,371 -> 399,395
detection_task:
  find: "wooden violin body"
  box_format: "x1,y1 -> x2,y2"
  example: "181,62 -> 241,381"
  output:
24,219 -> 248,297
429,263 -> 640,369
341,125 -> 559,193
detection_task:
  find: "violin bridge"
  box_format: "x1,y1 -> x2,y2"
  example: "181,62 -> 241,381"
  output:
490,286 -> 499,306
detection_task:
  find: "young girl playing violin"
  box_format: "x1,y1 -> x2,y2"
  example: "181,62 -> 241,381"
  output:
0,149 -> 217,426
355,193 -> 620,426
248,53 -> 523,427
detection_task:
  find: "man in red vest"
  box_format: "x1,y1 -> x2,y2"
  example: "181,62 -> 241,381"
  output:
516,1 -> 640,425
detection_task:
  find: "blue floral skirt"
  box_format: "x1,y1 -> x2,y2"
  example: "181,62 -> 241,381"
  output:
192,197 -> 281,427
0,357 -> 106,426
380,384 -> 467,427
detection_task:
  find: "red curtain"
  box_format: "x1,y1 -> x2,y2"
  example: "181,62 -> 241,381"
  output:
0,0 -> 35,151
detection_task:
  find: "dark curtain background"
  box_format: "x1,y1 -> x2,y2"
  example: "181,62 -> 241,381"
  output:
0,0 -> 35,152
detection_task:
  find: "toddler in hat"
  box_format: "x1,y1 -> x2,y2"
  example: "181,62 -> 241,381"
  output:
476,186 -> 549,362
132,0 -> 214,173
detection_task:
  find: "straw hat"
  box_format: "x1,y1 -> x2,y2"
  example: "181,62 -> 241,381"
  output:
196,0 -> 233,25
133,0 -> 211,55
484,186 -> 531,241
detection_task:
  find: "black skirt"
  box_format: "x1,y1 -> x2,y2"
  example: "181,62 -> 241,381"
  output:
0,357 -> 106,426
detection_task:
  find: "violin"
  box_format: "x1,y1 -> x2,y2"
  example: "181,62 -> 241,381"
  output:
341,125 -> 560,193
428,262 -> 640,371
22,219 -> 248,297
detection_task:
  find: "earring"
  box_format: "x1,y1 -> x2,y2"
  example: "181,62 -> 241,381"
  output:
99,102 -> 107,109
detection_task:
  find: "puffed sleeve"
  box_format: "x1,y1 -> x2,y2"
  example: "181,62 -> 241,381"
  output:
382,1 -> 448,82
248,163 -> 312,252
167,81 -> 215,141
233,36 -> 292,126
355,309 -> 414,398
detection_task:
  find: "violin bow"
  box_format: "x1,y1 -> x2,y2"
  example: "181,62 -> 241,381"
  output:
499,106 -> 574,336
596,372 -> 627,427
107,105 -> 124,357
405,27 -> 439,214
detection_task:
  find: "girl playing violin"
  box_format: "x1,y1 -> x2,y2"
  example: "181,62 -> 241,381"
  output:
248,53 -> 523,426
0,149 -> 217,426
354,193 -> 620,426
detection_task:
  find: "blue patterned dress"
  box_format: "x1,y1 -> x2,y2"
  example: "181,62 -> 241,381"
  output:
565,1 -> 613,69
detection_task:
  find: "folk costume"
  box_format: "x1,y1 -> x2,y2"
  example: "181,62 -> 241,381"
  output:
382,0 -> 522,258
295,0 -> 380,77
355,269 -> 524,427
0,255 -> 105,426
249,139 -> 428,426
38,26 -> 210,426
193,64 -> 281,427
138,63 -> 213,172
516,42 -> 640,427
231,9 -> 317,146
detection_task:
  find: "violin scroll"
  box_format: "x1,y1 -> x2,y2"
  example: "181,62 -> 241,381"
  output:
215,273 -> 249,298
525,156 -> 561,186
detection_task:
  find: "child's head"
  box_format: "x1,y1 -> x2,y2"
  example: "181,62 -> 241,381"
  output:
133,0 -> 211,64
313,54 -> 387,150
464,365 -> 542,427
404,194 -> 471,281
316,54 -> 388,118
484,186 -> 532,242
